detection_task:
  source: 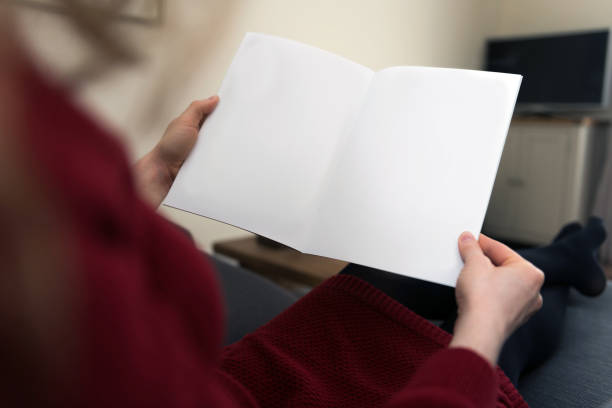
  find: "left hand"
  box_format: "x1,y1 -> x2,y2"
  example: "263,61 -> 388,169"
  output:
135,96 -> 219,207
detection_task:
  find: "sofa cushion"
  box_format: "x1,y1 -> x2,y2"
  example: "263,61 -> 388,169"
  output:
518,283 -> 612,408
211,255 -> 298,345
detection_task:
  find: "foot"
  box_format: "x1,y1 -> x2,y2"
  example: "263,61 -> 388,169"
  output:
556,217 -> 607,297
553,221 -> 582,242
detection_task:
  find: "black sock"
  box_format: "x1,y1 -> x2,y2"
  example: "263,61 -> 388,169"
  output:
552,221 -> 582,242
518,217 -> 607,297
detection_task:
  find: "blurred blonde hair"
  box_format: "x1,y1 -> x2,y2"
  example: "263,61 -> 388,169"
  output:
16,0 -> 236,143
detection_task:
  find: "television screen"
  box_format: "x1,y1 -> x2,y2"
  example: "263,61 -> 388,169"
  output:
485,29 -> 610,110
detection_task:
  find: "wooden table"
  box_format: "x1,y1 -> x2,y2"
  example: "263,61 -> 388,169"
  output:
213,236 -> 348,288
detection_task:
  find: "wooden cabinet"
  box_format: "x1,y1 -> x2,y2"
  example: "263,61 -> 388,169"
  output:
483,118 -> 608,245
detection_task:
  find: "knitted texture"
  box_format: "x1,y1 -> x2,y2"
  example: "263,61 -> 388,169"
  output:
222,275 -> 527,408
23,62 -> 527,408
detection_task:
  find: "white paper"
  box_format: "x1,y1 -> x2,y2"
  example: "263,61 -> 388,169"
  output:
165,33 -> 522,287
165,33 -> 373,248
305,67 -> 521,286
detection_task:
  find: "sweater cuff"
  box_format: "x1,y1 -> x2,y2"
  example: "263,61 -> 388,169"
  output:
391,347 -> 498,407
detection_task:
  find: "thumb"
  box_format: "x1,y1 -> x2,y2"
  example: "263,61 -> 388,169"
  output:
179,96 -> 219,128
458,232 -> 485,264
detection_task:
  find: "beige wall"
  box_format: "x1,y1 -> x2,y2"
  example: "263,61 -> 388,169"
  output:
496,0 -> 612,35
16,0 -> 499,252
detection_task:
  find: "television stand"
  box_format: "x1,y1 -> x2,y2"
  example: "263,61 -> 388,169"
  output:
482,116 -> 609,245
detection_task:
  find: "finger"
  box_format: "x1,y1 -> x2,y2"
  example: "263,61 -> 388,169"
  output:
478,234 -> 521,266
179,96 -> 219,128
458,232 -> 486,264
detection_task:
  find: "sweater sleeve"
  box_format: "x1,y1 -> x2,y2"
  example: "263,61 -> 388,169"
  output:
220,275 -> 524,408
386,347 -> 498,408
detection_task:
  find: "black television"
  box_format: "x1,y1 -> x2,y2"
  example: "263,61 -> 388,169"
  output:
485,29 -> 612,113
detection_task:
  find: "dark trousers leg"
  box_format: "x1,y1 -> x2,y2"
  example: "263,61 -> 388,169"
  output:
497,285 -> 569,385
339,264 -> 456,319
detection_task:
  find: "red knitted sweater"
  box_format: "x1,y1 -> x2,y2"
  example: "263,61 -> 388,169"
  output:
21,66 -> 528,408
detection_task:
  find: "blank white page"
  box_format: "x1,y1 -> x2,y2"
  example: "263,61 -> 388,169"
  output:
305,67 -> 521,286
164,33 -> 373,248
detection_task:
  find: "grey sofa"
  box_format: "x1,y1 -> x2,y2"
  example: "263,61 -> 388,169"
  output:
212,256 -> 612,408
518,283 -> 612,407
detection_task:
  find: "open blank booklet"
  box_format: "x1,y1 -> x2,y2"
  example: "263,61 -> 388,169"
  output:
165,33 -> 522,287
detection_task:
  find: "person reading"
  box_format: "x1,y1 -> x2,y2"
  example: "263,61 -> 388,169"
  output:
0,3 -> 607,407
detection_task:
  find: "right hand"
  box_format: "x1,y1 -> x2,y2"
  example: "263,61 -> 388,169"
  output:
449,232 -> 544,365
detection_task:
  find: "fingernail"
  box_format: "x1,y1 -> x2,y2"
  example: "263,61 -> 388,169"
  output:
460,232 -> 475,242
207,95 -> 217,100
